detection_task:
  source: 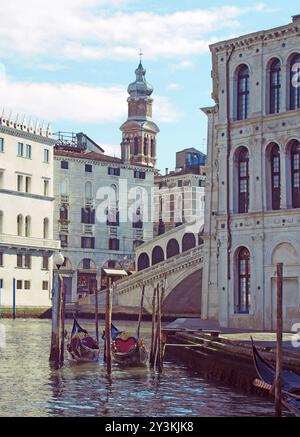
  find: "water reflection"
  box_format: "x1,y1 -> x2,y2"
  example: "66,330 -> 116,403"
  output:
0,319 -> 277,417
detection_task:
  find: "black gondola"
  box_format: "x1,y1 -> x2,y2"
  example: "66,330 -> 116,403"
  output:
66,319 -> 100,363
251,338 -> 300,416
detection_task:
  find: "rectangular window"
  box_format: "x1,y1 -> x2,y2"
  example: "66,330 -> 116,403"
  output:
24,280 -> 30,290
25,176 -> 31,193
17,175 -> 23,192
0,170 -> 3,189
0,252 -> 3,266
108,167 -> 120,176
42,281 -> 49,291
44,149 -> 49,163
60,234 -> 68,248
16,280 -> 22,290
109,238 -> 119,251
17,142 -> 24,157
82,259 -> 91,269
17,254 -> 23,268
24,255 -> 31,269
81,237 -> 95,249
42,256 -> 49,270
0,138 -> 4,153
85,164 -> 92,173
26,144 -> 31,159
61,160 -> 69,170
81,208 -> 95,224
178,180 -> 183,187
43,180 -> 49,196
134,170 -> 145,179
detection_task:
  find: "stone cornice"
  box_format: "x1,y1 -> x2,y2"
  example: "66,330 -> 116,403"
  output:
0,125 -> 56,146
210,24 -> 299,54
0,189 -> 55,202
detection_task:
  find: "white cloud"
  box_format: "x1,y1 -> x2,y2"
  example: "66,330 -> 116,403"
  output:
0,75 -> 180,125
172,61 -> 194,70
100,143 -> 121,157
0,2 -> 277,60
167,83 -> 180,91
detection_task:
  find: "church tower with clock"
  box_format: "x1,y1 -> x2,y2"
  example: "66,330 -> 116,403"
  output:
120,60 -> 159,167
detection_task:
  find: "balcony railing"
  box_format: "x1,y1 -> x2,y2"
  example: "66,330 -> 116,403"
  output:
82,224 -> 94,234
60,195 -> 69,204
0,233 -> 61,250
60,223 -> 69,233
109,226 -> 118,237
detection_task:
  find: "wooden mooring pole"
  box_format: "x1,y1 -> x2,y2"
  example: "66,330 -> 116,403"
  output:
94,285 -> 99,345
105,277 -> 112,375
49,271 -> 60,365
275,262 -> 283,417
149,286 -> 157,367
59,279 -> 66,367
136,285 -> 145,339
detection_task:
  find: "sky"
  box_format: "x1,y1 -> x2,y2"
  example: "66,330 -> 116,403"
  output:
0,0 -> 299,171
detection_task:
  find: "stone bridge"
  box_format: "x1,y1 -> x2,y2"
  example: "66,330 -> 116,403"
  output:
114,222 -> 204,316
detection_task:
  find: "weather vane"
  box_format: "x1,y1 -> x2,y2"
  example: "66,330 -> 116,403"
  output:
139,48 -> 143,62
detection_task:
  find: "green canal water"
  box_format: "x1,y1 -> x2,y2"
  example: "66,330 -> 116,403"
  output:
0,319 -> 276,417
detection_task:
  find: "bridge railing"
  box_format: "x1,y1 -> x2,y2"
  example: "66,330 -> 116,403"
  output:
114,244 -> 204,296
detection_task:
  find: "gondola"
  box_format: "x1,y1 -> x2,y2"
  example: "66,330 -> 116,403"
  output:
66,318 -> 100,363
251,338 -> 300,416
104,324 -> 148,367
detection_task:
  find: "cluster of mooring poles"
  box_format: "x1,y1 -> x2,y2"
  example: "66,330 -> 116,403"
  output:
149,277 -> 167,373
274,262 -> 283,417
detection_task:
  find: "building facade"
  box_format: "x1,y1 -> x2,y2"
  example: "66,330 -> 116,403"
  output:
202,15 -> 300,331
53,62 -> 157,302
0,116 -> 60,308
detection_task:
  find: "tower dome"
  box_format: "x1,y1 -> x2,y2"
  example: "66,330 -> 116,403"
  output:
127,62 -> 153,97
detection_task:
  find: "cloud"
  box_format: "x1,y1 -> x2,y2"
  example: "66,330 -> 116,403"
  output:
0,2 -> 277,61
100,143 -> 121,157
172,61 -> 194,70
167,83 -> 180,91
35,63 -> 68,72
0,75 -> 180,125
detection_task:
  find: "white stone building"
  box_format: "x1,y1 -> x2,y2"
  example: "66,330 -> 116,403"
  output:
0,117 -> 60,308
202,15 -> 300,331
53,62 -> 157,302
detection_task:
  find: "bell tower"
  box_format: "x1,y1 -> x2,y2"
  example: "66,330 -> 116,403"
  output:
120,58 -> 159,167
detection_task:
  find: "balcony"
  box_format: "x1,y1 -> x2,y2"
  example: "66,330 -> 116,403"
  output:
109,226 -> 118,237
59,223 -> 69,233
85,198 -> 94,207
134,229 -> 144,239
0,233 -> 61,251
82,224 -> 94,234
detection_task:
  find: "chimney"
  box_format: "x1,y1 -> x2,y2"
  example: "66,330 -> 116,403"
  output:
292,14 -> 300,23
165,168 -> 168,175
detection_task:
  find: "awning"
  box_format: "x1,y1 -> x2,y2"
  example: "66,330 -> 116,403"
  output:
102,268 -> 128,276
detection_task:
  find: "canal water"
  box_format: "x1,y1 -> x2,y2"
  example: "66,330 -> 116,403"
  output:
0,319 -> 276,417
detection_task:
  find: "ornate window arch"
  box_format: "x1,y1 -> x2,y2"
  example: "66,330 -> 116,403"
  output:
269,58 -> 281,114
291,140 -> 300,208
236,147 -> 250,213
17,214 -> 23,236
235,247 -> 251,314
236,64 -> 250,120
270,143 -> 281,210
289,53 -> 300,110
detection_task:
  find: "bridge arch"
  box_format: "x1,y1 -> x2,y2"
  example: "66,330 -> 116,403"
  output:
152,245 -> 165,265
182,233 -> 196,252
137,252 -> 150,271
166,238 -> 180,259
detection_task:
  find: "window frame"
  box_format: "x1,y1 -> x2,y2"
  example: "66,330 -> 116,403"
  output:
237,65 -> 250,120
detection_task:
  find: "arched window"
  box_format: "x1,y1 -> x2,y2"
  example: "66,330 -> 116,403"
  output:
182,233 -> 196,252
291,140 -> 300,208
143,137 -> 147,156
85,181 -> 92,200
269,58 -> 281,114
166,239 -> 180,259
134,137 -> 139,156
25,216 -> 31,237
43,218 -> 49,239
289,53 -> 300,110
17,214 -> 23,236
236,247 -> 251,314
150,139 -> 155,157
270,144 -> 281,210
137,253 -> 150,271
152,246 -> 164,266
237,65 -> 250,120
237,147 -> 249,213
60,205 -> 68,221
